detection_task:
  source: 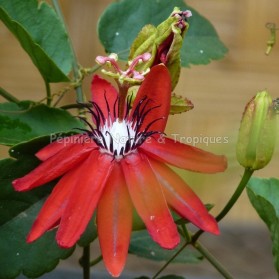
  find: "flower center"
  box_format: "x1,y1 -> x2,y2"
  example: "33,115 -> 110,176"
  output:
80,95 -> 163,161
99,118 -> 138,160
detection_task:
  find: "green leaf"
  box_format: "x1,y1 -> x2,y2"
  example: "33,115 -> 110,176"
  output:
0,101 -> 84,146
0,0 -> 73,82
170,94 -> 194,115
247,177 -> 279,274
129,230 -> 202,263
9,133 -> 76,160
0,158 -> 74,279
98,0 -> 227,67
0,157 -> 44,225
181,7 -> 228,66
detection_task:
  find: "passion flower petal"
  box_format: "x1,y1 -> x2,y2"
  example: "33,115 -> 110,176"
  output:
149,158 -> 219,235
27,165 -> 81,243
36,134 -> 95,161
121,152 -> 179,249
13,143 -> 96,191
97,163 -> 133,277
56,151 -> 114,248
130,65 -> 171,133
140,137 -> 227,173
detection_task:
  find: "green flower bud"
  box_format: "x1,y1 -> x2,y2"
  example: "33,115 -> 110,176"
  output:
128,8 -> 192,90
236,90 -> 277,170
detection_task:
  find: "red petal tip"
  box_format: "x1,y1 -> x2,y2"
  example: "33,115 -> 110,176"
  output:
26,235 -> 36,243
12,179 -> 26,192
200,214 -> 220,235
56,239 -> 74,249
107,261 -> 124,278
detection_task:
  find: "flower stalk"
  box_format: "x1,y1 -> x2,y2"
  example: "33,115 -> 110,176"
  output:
79,245 -> 90,279
89,255 -> 103,267
215,168 -> 254,223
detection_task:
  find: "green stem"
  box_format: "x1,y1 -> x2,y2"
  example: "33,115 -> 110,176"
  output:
80,246 -> 90,279
152,241 -> 188,279
0,87 -> 20,103
51,0 -> 85,103
84,64 -> 102,74
89,255 -> 103,267
215,168 -> 254,222
44,79 -> 52,106
194,241 -> 234,279
192,168 -> 254,243
53,90 -> 67,107
181,224 -> 191,242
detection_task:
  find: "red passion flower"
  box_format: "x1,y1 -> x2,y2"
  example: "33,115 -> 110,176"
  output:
13,65 -> 227,277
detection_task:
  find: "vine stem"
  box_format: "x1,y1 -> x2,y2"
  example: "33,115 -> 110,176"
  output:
51,0 -> 85,104
192,168 -> 254,243
90,255 -> 103,267
194,242 -> 234,279
44,79 -> 52,106
215,168 -> 254,222
0,87 -> 19,103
